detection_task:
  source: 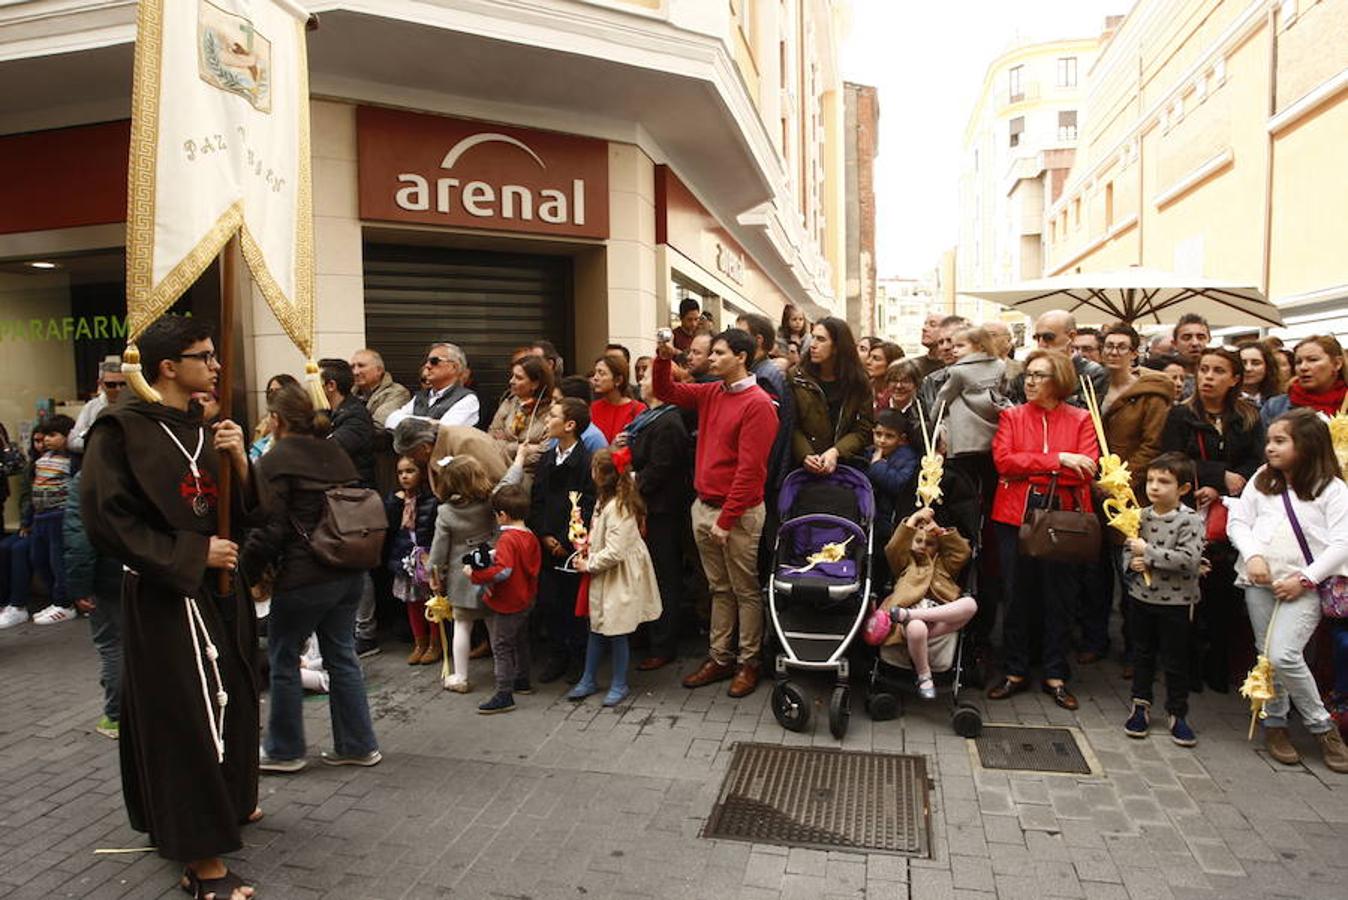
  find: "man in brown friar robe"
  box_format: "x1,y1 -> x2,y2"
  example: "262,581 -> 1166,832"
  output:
81,315 -> 261,900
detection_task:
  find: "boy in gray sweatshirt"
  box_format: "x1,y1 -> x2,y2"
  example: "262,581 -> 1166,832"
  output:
1122,452 -> 1205,746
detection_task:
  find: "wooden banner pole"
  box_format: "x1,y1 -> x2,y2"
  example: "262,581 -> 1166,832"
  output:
217,233 -> 240,595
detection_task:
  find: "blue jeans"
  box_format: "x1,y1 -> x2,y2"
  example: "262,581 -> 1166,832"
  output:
265,575 -> 378,760
30,512 -> 67,607
88,591 -> 123,720
0,533 -> 32,608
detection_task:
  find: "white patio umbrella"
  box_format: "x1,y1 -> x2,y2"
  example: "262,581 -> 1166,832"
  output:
962,266 -> 1282,327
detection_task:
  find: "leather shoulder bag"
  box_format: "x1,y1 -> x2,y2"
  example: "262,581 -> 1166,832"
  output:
1019,474 -> 1101,565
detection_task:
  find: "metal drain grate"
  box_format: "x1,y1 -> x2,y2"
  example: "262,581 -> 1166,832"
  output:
702,742 -> 930,857
974,725 -> 1091,774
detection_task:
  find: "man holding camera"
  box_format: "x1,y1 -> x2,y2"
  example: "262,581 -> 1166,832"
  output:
652,327 -> 777,698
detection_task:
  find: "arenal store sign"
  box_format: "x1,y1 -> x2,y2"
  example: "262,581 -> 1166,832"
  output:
357,107 -> 609,239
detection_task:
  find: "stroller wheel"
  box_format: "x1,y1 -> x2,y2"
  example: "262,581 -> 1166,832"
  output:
772,682 -> 810,732
952,702 -> 983,738
866,691 -> 899,722
828,685 -> 851,739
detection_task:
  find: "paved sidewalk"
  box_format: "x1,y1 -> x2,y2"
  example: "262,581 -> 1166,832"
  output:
2,618 -> 1346,899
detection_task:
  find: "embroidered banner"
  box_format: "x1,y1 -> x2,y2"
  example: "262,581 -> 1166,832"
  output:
125,0 -> 313,356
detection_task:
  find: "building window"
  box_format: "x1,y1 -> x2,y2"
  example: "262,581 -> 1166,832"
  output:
1009,65 -> 1024,102
1058,110 -> 1078,141
1105,181 -> 1115,228
1009,116 -> 1024,148
1057,57 -> 1078,88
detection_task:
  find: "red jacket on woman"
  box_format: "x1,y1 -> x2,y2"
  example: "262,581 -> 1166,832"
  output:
991,402 -> 1100,527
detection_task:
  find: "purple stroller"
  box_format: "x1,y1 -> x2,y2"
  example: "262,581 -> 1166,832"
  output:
767,466 -> 873,738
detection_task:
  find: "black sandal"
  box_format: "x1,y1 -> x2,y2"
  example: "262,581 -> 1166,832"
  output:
181,868 -> 255,900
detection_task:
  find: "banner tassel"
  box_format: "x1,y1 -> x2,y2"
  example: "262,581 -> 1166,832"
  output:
304,358 -> 330,411
122,344 -> 163,404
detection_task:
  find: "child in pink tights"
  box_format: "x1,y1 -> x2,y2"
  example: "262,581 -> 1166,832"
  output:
880,507 -> 979,699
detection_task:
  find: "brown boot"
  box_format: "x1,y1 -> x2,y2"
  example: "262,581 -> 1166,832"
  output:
1317,728 -> 1348,773
407,637 -> 428,665
1264,726 -> 1301,765
420,639 -> 442,666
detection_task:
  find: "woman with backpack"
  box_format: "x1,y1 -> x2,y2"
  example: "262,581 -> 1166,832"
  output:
241,383 -> 381,773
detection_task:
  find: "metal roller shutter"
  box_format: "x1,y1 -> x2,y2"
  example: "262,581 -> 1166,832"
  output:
362,243 -> 573,429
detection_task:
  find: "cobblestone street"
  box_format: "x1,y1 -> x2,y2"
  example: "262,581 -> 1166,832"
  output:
2,618 -> 1347,900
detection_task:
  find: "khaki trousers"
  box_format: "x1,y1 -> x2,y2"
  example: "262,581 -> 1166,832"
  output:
691,499 -> 766,666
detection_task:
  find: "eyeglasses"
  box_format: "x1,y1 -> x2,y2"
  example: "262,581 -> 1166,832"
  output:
1032,332 -> 1058,343
1102,344 -> 1134,356
424,356 -> 451,367
1024,371 -> 1053,382
102,380 -> 127,389
177,351 -> 218,365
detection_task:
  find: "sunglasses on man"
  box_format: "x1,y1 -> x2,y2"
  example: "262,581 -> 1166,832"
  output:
1032,331 -> 1058,343
424,355 -> 453,367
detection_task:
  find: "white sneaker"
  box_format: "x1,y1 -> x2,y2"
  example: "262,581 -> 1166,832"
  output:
0,606 -> 28,628
32,605 -> 76,625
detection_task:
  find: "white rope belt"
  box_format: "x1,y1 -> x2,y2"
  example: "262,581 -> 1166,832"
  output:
184,596 -> 228,764
122,566 -> 229,764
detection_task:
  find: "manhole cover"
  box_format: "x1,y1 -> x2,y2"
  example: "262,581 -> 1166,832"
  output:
974,725 -> 1091,774
702,742 -> 930,857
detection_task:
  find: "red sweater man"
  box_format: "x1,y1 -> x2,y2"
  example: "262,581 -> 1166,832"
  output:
653,331 -> 777,698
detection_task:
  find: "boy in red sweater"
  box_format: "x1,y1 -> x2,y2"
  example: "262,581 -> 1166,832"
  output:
653,328 -> 778,698
467,485 -> 542,714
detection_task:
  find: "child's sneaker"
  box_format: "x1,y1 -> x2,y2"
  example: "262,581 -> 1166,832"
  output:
478,691 -> 515,715
1169,716 -> 1197,747
1124,700 -> 1151,738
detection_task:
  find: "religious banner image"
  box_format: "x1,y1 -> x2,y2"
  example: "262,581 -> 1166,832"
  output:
197,1 -> 274,113
124,0 -> 314,369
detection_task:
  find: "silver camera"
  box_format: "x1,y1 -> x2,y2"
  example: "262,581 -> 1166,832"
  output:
656,327 -> 673,344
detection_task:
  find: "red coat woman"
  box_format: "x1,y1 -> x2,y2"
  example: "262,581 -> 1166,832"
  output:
988,350 -> 1100,711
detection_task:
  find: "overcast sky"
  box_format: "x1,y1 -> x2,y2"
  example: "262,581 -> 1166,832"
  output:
839,0 -> 1134,279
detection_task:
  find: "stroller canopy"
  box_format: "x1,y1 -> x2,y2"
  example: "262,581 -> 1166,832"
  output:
778,465 -> 875,525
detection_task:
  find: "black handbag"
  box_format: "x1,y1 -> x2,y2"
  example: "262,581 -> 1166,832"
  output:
1018,475 -> 1101,564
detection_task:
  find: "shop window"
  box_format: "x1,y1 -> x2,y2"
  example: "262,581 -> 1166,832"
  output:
0,248 -> 218,494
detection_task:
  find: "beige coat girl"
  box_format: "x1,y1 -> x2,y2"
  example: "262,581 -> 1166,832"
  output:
584,501 -> 661,637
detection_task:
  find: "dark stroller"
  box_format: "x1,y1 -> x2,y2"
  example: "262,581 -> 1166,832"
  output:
766,466 -> 874,738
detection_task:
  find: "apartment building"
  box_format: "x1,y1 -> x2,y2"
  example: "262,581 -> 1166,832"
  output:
1045,0 -> 1348,339
957,32 -> 1105,302
844,80 -> 879,337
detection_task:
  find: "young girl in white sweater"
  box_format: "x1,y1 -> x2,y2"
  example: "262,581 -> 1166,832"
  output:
1227,409 -> 1348,771
568,449 -> 661,707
